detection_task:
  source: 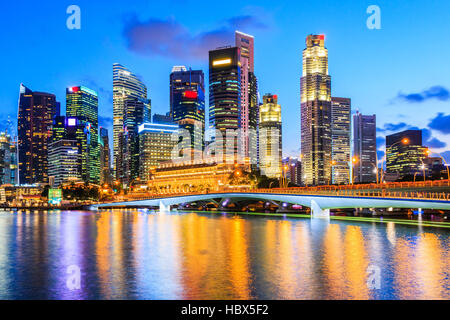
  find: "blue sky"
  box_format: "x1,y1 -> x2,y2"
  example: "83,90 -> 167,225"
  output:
1,0 -> 450,161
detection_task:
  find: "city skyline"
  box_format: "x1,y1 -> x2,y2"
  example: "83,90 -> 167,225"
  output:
1,1 -> 450,163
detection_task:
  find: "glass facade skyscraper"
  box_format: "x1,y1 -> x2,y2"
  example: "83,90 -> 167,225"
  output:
331,97 -> 351,184
17,84 -> 60,185
259,94 -> 282,178
170,67 -> 205,152
0,132 -> 12,185
99,127 -> 111,185
113,63 -> 150,182
209,47 -> 241,163
386,129 -> 427,179
66,86 -> 100,185
138,123 -> 179,183
236,31 -> 258,166
48,139 -> 81,187
353,112 -> 377,183
300,35 -> 332,185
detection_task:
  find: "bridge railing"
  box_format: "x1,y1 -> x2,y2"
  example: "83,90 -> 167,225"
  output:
119,188 -> 450,203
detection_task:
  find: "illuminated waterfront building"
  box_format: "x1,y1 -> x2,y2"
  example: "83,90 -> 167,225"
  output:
236,31 -> 258,166
113,63 -> 150,181
149,159 -> 250,193
300,35 -> 332,185
353,112 -> 377,183
386,129 -> 427,179
66,86 -> 100,185
259,94 -> 282,178
48,140 -> 81,187
209,47 -> 241,163
170,67 -> 205,151
0,132 -> 12,185
99,127 -> 111,184
17,84 -> 60,185
331,97 -> 351,184
138,123 -> 179,182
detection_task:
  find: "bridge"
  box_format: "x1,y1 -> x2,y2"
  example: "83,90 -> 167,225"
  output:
91,187 -> 450,218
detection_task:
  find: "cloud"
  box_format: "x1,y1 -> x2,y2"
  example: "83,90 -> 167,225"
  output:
428,113 -> 450,134
122,14 -> 267,60
397,86 -> 450,103
99,116 -> 113,127
427,137 -> 446,149
377,122 -> 409,133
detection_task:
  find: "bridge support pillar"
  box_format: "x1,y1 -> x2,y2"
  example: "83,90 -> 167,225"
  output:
159,201 -> 170,213
310,200 -> 330,219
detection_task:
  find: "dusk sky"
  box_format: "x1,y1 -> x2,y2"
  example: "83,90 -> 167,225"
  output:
2,0 -> 450,161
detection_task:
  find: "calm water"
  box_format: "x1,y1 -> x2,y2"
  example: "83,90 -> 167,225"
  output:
0,210 -> 448,300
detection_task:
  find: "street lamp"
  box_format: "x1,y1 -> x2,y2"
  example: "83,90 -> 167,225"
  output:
330,160 -> 337,185
350,156 -> 358,184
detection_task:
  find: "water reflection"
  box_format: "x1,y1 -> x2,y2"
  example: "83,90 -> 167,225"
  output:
0,210 -> 448,300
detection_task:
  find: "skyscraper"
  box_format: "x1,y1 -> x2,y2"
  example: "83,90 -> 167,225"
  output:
48,139 -> 81,187
209,47 -> 241,163
113,63 -> 150,181
236,31 -> 258,166
353,112 -> 377,183
17,84 -> 60,185
259,94 -> 282,178
386,129 -> 427,179
138,123 -> 179,183
331,97 -> 351,184
0,132 -> 12,185
170,67 -> 205,152
122,96 -> 151,185
300,35 -> 332,185
99,127 -> 111,185
66,86 -> 100,185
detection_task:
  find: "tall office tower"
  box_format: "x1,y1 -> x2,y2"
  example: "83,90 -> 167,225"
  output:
331,97 -> 351,184
236,31 -> 258,166
17,84 -> 60,185
48,140 -> 81,187
0,132 -> 12,185
66,86 -> 100,185
259,94 -> 282,178
300,35 -> 332,186
386,129 -> 427,179
170,67 -> 205,151
209,47 -> 241,163
9,140 -> 18,185
113,63 -> 150,181
138,123 -> 179,182
99,127 -> 111,185
121,96 -> 151,185
353,112 -> 377,183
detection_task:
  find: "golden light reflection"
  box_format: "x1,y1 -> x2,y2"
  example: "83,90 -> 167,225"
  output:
415,233 -> 449,299
323,224 -> 346,298
343,226 -> 370,299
